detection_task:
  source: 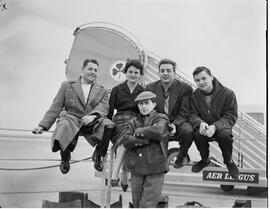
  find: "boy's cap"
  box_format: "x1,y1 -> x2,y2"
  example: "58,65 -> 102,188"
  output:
135,91 -> 156,102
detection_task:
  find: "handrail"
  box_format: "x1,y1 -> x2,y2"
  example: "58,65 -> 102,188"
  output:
73,22 -> 148,68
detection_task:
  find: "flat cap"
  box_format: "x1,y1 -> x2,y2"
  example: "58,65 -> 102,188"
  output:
135,91 -> 156,102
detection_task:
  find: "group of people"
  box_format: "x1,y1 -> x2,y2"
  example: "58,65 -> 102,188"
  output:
33,58 -> 239,208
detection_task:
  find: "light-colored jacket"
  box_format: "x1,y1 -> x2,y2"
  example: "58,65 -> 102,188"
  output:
39,76 -> 113,151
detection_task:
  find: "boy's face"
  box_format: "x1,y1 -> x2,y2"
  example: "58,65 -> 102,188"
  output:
193,71 -> 213,93
138,99 -> 156,115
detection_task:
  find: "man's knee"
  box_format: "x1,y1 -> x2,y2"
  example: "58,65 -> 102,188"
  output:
177,123 -> 194,141
215,129 -> 233,142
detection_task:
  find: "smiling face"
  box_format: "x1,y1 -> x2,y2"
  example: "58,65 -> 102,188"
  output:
158,63 -> 175,85
138,99 -> 156,115
126,66 -> 141,84
193,70 -> 214,93
81,61 -> 99,84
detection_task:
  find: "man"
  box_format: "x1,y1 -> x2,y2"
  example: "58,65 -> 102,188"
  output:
33,59 -> 114,174
190,66 -> 239,178
146,58 -> 194,169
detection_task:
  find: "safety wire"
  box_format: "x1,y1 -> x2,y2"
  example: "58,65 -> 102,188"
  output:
0,128 -> 92,171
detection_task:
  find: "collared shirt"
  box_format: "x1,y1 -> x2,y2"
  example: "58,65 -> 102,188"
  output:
81,77 -> 92,103
108,80 -> 144,119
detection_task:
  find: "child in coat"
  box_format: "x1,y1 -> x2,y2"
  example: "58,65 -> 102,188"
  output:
122,91 -> 169,208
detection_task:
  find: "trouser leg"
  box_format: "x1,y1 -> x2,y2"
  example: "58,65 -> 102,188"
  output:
131,173 -> 144,208
194,130 -> 210,162
214,130 -> 233,164
139,172 -> 165,208
53,136 -> 78,160
95,124 -> 115,157
175,122 -> 194,158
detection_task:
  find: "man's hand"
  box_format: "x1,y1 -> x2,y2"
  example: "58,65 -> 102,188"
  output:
169,123 -> 176,136
205,125 -> 216,138
32,126 -> 44,134
81,115 -> 96,125
199,122 -> 209,136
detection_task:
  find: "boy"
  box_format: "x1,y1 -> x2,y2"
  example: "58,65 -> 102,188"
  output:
123,91 -> 169,208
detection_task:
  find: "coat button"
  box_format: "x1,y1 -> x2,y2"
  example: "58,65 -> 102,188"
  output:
135,143 -> 138,146
139,153 -> 142,157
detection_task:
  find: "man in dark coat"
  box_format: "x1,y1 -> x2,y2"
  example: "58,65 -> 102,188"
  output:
146,58 -> 194,169
33,59 -> 114,174
190,66 -> 239,178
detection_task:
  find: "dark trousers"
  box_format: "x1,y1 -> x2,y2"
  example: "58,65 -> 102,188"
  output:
194,129 -> 233,164
94,124 -> 114,157
57,124 -> 114,160
169,122 -> 194,158
131,172 -> 165,208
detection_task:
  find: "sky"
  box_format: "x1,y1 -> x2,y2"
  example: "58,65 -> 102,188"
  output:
0,0 -> 267,129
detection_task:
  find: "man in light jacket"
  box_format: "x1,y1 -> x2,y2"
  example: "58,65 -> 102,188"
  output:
33,59 -> 114,174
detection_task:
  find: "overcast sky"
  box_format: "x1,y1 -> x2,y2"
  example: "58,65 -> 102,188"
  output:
0,0 -> 266,129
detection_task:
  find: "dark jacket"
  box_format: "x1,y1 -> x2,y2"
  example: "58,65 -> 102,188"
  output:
146,79 -> 193,127
108,80 -> 144,119
189,78 -> 238,134
123,110 -> 169,175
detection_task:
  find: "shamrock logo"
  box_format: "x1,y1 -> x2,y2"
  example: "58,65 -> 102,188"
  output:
110,61 -> 126,82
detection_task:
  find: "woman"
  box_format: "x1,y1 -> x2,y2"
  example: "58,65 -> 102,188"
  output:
108,59 -> 144,191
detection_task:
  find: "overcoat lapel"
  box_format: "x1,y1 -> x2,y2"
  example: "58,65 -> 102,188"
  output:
71,77 -> 86,106
156,82 -> 165,113
87,82 -> 98,105
168,80 -> 178,115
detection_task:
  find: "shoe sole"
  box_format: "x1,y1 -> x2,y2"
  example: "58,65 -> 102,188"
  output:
191,161 -> 210,173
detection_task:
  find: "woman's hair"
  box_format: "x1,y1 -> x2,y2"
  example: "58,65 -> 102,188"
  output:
123,59 -> 144,75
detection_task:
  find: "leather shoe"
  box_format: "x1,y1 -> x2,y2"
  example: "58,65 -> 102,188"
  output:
226,160 -> 239,179
173,156 -> 184,169
121,181 -> 128,192
60,152 -> 71,174
92,151 -> 103,172
110,179 -> 119,187
191,159 -> 210,173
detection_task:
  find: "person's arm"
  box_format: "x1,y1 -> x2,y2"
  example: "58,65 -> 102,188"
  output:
123,121 -> 150,149
173,85 -> 193,127
90,87 -> 110,117
107,87 -> 117,120
37,81 -> 66,131
189,95 -> 205,131
213,91 -> 238,131
134,114 -> 169,141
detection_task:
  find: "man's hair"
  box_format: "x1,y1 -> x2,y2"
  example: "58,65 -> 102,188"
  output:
193,66 -> 212,77
123,59 -> 144,75
82,59 -> 99,68
158,58 -> 176,72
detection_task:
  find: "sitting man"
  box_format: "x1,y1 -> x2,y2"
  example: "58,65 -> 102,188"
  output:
33,58 -> 114,174
190,66 -> 239,178
146,58 -> 194,168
